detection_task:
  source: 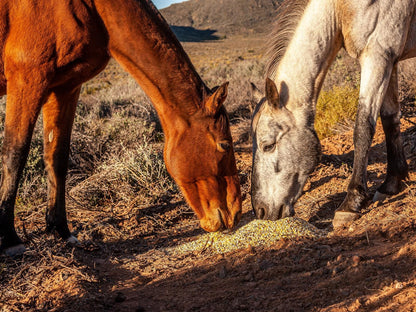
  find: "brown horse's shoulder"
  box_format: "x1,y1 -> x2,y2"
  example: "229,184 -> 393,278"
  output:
3,0 -> 109,86
53,0 -> 108,67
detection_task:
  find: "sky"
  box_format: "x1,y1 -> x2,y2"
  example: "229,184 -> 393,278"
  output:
152,0 -> 188,9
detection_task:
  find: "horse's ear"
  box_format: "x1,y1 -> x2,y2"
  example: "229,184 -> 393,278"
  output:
205,82 -> 229,115
251,82 -> 264,103
265,78 -> 280,109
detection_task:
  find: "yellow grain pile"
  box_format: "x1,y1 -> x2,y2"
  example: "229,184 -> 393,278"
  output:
165,217 -> 326,255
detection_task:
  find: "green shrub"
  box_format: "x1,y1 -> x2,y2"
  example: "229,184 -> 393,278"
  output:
315,85 -> 359,139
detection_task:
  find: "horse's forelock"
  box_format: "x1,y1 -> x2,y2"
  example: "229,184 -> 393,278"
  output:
251,98 -> 267,132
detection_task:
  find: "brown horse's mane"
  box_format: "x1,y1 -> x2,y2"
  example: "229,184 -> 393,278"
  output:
266,0 -> 311,79
140,0 -> 211,115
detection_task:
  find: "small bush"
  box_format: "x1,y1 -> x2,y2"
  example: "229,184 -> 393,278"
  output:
0,71 -> 172,212
69,138 -> 176,208
315,85 -> 359,139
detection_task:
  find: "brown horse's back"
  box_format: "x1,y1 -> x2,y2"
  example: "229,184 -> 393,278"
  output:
0,0 -> 110,94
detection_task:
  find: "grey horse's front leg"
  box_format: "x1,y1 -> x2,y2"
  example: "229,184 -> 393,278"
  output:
374,65 -> 408,201
333,53 -> 394,228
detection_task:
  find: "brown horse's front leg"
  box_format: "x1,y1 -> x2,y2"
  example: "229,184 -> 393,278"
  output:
333,53 -> 394,228
0,75 -> 45,255
42,87 -> 80,243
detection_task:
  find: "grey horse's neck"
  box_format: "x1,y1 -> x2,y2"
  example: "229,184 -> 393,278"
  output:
270,0 -> 342,128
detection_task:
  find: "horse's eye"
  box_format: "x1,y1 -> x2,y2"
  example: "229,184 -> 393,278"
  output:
263,142 -> 276,153
218,141 -> 231,152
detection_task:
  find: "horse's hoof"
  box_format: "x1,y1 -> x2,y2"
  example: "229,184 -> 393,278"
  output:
333,211 -> 360,229
373,191 -> 389,203
67,235 -> 80,245
3,244 -> 26,257
67,235 -> 80,246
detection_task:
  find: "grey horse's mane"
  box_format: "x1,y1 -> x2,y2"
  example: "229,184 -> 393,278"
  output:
266,0 -> 311,79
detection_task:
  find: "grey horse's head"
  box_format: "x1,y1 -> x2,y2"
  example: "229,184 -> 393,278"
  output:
251,78 -> 321,220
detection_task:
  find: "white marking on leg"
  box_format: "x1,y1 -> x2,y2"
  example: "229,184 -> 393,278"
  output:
48,130 -> 54,143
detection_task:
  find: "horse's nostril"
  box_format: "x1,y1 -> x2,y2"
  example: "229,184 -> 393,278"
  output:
233,210 -> 242,226
277,204 -> 284,219
256,207 -> 266,219
218,209 -> 226,230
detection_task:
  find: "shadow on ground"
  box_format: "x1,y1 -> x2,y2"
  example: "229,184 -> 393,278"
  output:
170,26 -> 220,42
51,226 -> 416,311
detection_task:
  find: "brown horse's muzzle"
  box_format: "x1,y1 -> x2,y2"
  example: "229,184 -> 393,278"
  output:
179,174 -> 242,232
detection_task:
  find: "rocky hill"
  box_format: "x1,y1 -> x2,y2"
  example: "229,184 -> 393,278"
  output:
160,0 -> 282,36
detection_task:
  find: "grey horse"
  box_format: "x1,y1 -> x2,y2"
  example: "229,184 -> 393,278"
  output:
252,0 -> 415,227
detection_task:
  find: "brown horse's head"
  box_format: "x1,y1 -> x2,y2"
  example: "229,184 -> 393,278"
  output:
164,82 -> 242,232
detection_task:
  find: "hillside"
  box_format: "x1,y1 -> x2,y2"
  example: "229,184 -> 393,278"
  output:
160,0 -> 282,36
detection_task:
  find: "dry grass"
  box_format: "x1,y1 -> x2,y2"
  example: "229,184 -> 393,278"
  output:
0,39 -> 263,311
1,36 -> 416,311
0,41 -> 413,242
1,244 -> 96,311
315,85 -> 359,139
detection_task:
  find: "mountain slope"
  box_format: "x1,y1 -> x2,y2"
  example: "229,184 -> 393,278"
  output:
160,0 -> 282,35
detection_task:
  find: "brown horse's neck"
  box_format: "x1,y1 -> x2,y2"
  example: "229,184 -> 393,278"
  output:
94,0 -> 207,131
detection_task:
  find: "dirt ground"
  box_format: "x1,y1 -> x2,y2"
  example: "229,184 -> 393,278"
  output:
2,114 -> 416,311
2,35 -> 416,311
107,119 -> 416,312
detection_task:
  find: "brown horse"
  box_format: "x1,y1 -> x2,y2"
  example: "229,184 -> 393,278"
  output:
0,0 -> 242,256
